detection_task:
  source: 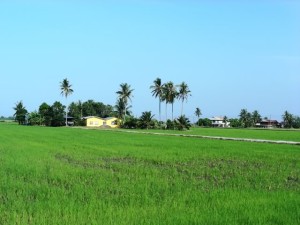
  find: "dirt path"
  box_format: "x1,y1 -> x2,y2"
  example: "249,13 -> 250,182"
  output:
105,129 -> 300,146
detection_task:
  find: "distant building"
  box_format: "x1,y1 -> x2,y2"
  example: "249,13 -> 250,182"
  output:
82,116 -> 119,128
64,116 -> 74,126
256,120 -> 280,128
209,116 -> 230,128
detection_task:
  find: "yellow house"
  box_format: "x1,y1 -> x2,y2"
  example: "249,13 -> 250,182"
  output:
83,116 -> 119,128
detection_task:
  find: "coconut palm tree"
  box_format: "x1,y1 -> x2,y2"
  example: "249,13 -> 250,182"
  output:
282,110 -> 293,128
139,111 -> 155,129
114,98 -> 132,120
150,77 -> 164,121
177,82 -> 191,116
116,83 -> 134,121
13,101 -> 28,125
195,107 -> 202,119
251,110 -> 261,127
60,78 -> 74,126
174,115 -> 192,130
163,82 -> 177,121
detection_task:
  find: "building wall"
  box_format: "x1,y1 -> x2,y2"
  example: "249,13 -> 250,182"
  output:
105,118 -> 119,128
86,117 -> 119,128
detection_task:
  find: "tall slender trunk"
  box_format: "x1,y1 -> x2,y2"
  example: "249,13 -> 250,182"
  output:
159,99 -> 161,122
181,100 -> 184,116
172,103 -> 174,121
65,98 -> 68,126
124,105 -> 126,123
165,102 -> 167,122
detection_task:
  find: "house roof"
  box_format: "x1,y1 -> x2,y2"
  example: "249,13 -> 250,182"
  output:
82,116 -> 118,120
209,116 -> 224,121
103,117 -> 118,121
261,120 -> 279,123
82,116 -> 102,120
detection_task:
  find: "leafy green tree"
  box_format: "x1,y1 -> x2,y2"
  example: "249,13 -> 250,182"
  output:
174,115 -> 191,130
229,118 -> 241,128
239,109 -> 252,128
138,111 -> 155,129
39,102 -> 52,126
177,82 -> 191,116
82,100 -> 97,116
68,101 -> 83,125
13,101 -> 28,125
150,77 -> 164,122
116,83 -> 134,122
292,116 -> 300,128
28,111 -> 42,125
252,110 -> 261,126
197,118 -> 212,127
122,116 -> 138,129
166,119 -> 175,130
51,101 -> 65,127
195,107 -> 202,119
114,98 -> 131,120
163,82 -> 177,121
102,105 -> 114,118
60,78 -> 74,126
282,111 -> 293,128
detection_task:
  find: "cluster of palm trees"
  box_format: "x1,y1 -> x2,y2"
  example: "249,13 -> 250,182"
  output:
238,109 -> 262,128
150,78 -> 191,122
14,77 -> 300,129
115,83 -> 134,122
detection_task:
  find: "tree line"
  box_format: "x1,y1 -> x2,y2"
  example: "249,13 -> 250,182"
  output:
195,108 -> 300,129
12,78 -> 299,129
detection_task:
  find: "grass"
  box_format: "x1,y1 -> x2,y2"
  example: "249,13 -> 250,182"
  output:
0,123 -> 299,224
132,127 -> 300,142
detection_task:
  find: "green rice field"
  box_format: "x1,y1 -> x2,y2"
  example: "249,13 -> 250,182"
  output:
0,123 -> 299,224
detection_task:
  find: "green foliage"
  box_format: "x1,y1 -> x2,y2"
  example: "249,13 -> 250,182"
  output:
229,118 -> 241,128
239,108 -> 252,128
60,78 -> 74,127
177,82 -> 191,116
138,111 -> 155,129
194,107 -> 202,119
292,116 -> 300,128
197,118 -> 212,127
122,116 -> 138,129
28,111 -> 42,125
163,82 -> 177,120
50,101 -> 65,127
60,78 -> 74,98
166,119 -> 175,130
116,83 -> 134,122
174,115 -> 191,130
13,101 -> 28,125
114,98 -> 131,120
283,111 -> 294,128
150,77 -> 164,121
251,110 -> 261,126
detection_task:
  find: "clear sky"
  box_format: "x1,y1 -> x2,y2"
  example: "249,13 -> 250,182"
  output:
1,0 -> 299,121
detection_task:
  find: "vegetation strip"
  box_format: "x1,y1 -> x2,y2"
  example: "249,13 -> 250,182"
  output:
103,129 -> 300,145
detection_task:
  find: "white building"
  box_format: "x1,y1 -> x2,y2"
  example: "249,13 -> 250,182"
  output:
209,116 -> 230,128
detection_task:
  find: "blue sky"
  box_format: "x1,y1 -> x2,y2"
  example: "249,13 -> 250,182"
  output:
0,0 -> 299,121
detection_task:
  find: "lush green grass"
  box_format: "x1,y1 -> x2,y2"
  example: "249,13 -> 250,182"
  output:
135,127 -> 300,142
0,123 -> 299,224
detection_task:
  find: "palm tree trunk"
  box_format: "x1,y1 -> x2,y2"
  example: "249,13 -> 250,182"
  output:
65,99 -> 68,127
172,103 -> 174,121
165,102 -> 167,122
159,99 -> 161,122
124,106 -> 126,123
181,100 -> 184,116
